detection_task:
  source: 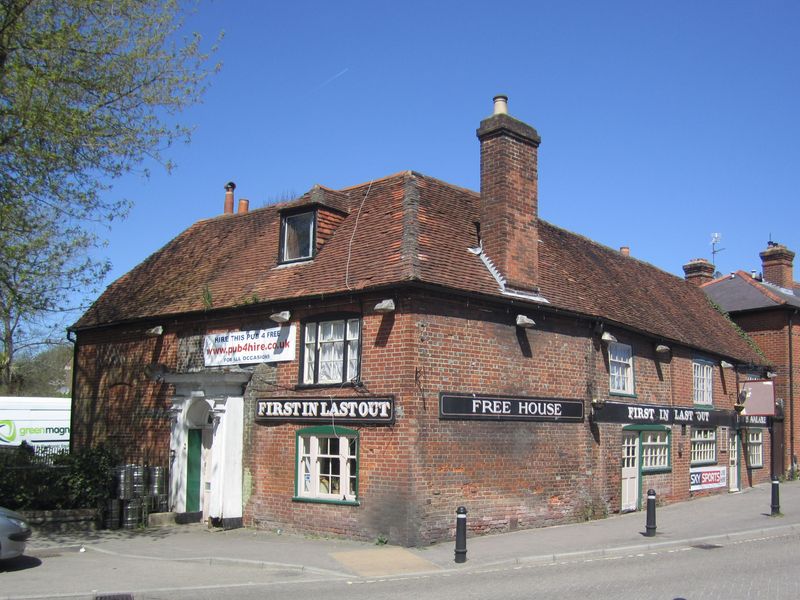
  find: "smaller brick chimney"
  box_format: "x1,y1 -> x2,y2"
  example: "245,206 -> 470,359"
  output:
760,243 -> 795,289
682,258 -> 715,286
224,181 -> 236,214
477,95 -> 541,292
238,198 -> 249,214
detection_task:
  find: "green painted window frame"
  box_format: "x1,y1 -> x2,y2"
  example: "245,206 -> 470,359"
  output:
624,424 -> 671,474
293,425 -> 360,506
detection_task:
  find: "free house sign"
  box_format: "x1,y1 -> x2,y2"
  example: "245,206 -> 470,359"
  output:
439,393 -> 584,422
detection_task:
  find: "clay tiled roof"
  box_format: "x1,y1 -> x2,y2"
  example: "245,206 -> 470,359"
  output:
73,171 -> 760,364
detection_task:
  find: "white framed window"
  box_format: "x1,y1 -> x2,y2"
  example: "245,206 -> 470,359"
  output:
693,360 -> 714,405
302,317 -> 360,385
641,430 -> 670,471
746,430 -> 763,468
281,211 -> 315,262
609,342 -> 634,395
691,428 -> 717,465
295,426 -> 358,503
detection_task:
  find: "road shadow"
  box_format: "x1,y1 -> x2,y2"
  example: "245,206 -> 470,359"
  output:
30,523 -> 206,548
0,555 -> 42,572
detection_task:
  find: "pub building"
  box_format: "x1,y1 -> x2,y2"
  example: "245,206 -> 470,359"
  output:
70,97 -> 773,546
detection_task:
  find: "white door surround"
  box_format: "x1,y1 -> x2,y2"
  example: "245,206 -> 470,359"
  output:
729,429 -> 740,492
164,371 -> 251,527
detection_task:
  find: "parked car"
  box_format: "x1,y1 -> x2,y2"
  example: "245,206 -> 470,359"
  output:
0,506 -> 32,560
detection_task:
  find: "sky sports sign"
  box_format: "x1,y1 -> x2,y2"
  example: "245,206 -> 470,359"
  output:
204,325 -> 296,366
690,465 -> 727,491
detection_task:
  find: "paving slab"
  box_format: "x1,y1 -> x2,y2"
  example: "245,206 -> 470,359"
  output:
330,546 -> 442,577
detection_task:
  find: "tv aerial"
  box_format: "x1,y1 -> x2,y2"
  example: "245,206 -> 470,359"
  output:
710,233 -> 725,268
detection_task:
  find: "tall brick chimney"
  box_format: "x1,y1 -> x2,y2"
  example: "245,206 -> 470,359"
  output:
682,258 -> 715,286
477,95 -> 541,292
760,242 -> 795,289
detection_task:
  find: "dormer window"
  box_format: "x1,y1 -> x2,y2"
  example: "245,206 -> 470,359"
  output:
281,211 -> 315,263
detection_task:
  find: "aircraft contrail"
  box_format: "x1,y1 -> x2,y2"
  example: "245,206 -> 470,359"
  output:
316,67 -> 349,91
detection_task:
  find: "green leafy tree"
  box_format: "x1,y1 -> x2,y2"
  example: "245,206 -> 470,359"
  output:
0,342 -> 72,395
0,0 -> 220,385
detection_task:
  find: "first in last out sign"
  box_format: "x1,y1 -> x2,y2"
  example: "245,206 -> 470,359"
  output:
256,397 -> 395,425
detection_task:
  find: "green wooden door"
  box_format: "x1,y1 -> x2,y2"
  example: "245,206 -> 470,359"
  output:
186,429 -> 201,512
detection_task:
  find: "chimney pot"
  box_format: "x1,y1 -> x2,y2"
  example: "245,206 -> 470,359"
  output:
620,246 -> 630,257
237,198 -> 249,214
223,181 -> 236,215
492,95 -> 509,115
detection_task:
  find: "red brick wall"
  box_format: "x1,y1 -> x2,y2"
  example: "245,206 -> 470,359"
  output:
72,327 -> 176,465
73,288 -> 765,544
242,295 -> 420,543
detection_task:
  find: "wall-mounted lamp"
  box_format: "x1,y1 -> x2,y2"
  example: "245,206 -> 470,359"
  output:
767,371 -> 778,379
145,325 -> 164,337
720,361 -> 734,369
591,398 -> 607,410
270,310 -> 291,323
516,314 -> 536,328
601,331 -> 617,343
655,344 -> 671,354
374,299 -> 396,314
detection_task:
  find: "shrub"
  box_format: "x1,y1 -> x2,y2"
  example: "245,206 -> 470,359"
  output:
0,444 -> 118,510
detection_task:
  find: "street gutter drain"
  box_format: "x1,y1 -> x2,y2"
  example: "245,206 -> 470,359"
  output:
95,595 -> 134,600
691,543 -> 723,550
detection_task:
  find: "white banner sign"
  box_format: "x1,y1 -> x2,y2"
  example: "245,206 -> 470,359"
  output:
204,326 -> 296,366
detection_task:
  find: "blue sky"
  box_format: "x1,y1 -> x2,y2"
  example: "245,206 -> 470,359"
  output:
96,1 -> 800,302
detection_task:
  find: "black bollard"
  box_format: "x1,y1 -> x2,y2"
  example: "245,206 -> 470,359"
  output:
454,506 -> 468,563
645,489 -> 657,537
771,477 -> 781,516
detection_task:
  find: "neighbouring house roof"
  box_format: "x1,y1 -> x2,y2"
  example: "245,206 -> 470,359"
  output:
703,270 -> 800,313
73,171 -> 762,364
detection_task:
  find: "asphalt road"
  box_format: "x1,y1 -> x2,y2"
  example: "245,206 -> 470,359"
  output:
3,530 -> 797,599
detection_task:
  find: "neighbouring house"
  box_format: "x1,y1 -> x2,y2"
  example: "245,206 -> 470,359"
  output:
691,243 -> 799,478
70,96 -> 769,545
